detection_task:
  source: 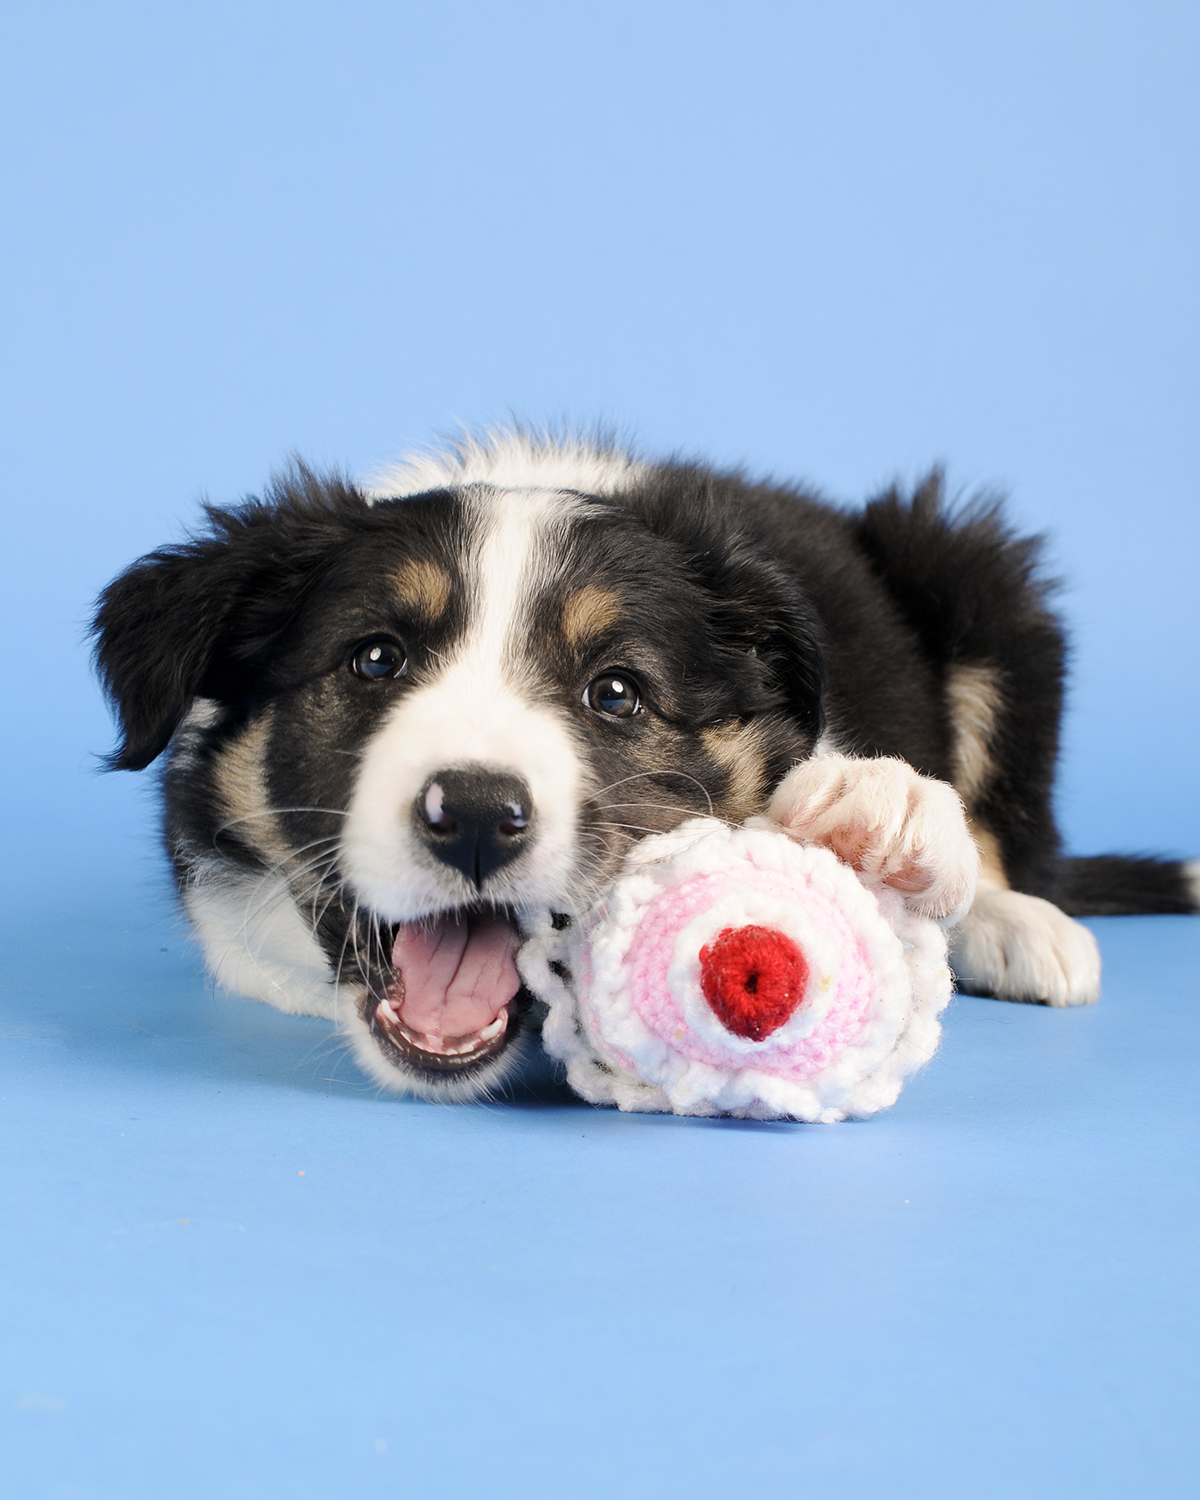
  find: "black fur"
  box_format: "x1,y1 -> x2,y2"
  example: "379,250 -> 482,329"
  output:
1057,857 -> 1198,917
617,462 -> 1194,917
851,472 -> 1066,894
94,465 -> 380,771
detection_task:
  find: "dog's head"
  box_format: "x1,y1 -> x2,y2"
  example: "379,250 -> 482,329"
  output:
93,462 -> 823,1096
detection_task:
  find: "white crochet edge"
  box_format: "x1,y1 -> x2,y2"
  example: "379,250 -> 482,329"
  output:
519,818 -> 953,1122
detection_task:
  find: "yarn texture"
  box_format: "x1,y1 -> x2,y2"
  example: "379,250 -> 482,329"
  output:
699,924 -> 809,1041
519,817 -> 954,1122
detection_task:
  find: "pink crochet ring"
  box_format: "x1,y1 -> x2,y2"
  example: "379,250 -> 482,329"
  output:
519,817 -> 955,1122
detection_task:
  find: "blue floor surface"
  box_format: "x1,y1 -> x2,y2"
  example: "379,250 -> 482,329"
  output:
3,874 -> 1198,1499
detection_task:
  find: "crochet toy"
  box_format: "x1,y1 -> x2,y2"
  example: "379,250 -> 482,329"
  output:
519,815 -> 958,1123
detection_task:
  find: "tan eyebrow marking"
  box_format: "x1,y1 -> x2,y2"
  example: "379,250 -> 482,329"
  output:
393,559 -> 452,620
561,585 -> 621,649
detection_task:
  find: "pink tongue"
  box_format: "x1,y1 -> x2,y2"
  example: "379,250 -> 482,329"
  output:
390,914 -> 521,1040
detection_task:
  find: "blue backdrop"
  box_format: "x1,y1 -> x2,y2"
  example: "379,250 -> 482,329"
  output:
3,0 -> 1197,872
2,5 -> 1197,1497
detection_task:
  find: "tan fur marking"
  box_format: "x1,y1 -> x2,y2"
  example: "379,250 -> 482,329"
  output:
947,663 -> 1003,801
701,722 -> 770,820
970,821 -> 1010,890
213,709 -> 288,863
393,559 -> 452,620
561,585 -> 621,649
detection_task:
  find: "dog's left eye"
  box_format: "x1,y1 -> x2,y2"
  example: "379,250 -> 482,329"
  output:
350,636 -> 408,680
584,673 -> 641,718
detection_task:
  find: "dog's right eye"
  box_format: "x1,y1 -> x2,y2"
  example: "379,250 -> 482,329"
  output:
350,636 -> 408,681
584,672 -> 642,718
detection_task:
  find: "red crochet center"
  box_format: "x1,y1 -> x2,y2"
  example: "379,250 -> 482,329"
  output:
698,924 -> 810,1041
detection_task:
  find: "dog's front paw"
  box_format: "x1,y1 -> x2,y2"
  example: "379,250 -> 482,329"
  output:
950,887 -> 1101,1006
766,753 -> 979,920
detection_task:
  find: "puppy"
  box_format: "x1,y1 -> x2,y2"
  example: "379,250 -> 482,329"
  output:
93,432 -> 1199,1099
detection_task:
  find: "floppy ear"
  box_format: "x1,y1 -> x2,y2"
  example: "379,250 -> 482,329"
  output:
697,532 -> 826,742
626,465 -> 826,741
92,467 -> 365,770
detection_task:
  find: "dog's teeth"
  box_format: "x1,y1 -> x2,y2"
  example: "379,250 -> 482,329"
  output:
376,1000 -> 510,1061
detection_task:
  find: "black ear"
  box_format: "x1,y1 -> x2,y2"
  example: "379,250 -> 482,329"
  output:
94,533 -> 247,770
92,466 -> 365,770
625,465 -> 826,741
697,530 -> 826,741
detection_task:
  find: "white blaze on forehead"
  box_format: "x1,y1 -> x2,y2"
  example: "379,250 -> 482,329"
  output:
366,427 -> 646,500
342,485 -> 586,919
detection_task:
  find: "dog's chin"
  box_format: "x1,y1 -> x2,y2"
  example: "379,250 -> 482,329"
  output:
352,903 -> 536,1100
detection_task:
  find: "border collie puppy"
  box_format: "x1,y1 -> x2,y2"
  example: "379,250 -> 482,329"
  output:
92,432 -> 1199,1100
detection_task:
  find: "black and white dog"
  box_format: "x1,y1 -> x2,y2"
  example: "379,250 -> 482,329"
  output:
93,432 -> 1199,1100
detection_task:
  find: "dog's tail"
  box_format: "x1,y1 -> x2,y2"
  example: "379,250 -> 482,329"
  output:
1055,855 -> 1200,916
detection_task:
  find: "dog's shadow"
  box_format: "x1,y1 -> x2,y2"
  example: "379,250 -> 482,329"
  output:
14,898 -> 588,1114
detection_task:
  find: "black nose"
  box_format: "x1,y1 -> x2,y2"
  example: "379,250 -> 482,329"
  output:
415,768 -> 533,890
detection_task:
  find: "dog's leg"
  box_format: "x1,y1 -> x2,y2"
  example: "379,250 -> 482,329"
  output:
767,753 -> 980,921
949,877 -> 1101,1007
951,819 -> 1100,1006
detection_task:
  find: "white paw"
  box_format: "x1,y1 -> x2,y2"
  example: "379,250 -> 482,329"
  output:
766,753 -> 979,920
951,886 -> 1101,1006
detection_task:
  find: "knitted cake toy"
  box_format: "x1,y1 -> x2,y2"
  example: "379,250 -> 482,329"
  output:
519,815 -> 960,1123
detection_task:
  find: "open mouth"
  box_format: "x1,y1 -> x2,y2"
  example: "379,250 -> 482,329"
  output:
370,907 -> 525,1075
